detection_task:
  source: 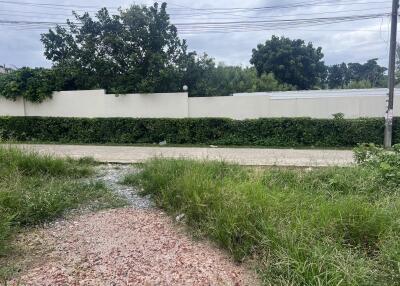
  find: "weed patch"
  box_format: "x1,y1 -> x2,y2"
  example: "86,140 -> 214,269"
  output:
0,147 -> 124,281
126,159 -> 400,285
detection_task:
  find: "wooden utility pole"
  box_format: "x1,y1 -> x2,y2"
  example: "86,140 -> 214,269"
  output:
384,0 -> 399,148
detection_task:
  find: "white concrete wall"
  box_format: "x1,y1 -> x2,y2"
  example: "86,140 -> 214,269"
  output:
189,89 -> 399,119
0,88 -> 399,119
0,97 -> 25,116
24,90 -> 188,118
187,95 -> 393,119
188,96 -> 270,120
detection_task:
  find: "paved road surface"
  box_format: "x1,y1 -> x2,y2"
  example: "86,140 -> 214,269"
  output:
6,144 -> 354,167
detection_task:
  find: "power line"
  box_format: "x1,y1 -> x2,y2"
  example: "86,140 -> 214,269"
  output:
0,0 -> 391,23
169,0 -> 386,10
0,0 -> 389,14
167,0 -> 388,13
0,6 -> 391,20
173,14 -> 390,32
0,13 -> 389,34
0,0 -> 385,10
0,12 -> 388,26
0,0 -> 120,11
173,13 -> 389,26
0,1 -> 391,36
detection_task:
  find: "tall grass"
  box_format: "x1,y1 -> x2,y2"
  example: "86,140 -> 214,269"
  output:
125,159 -> 400,285
0,147 -> 94,178
0,147 -> 123,257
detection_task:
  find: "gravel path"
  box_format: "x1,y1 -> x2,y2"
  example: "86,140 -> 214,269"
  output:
7,143 -> 355,167
95,164 -> 154,209
8,165 -> 259,286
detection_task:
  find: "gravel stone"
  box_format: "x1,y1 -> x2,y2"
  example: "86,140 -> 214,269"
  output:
7,165 -> 260,285
95,164 -> 154,209
8,209 -> 259,285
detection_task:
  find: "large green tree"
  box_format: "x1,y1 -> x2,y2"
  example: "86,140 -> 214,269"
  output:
41,3 -> 188,93
250,36 -> 326,89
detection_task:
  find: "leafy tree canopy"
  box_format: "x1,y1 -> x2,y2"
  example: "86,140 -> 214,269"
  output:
0,68 -> 56,102
41,2 -> 188,94
327,59 -> 387,89
250,35 -> 326,89
184,53 -> 292,97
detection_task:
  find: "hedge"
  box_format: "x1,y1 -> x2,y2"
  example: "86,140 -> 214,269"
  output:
0,116 -> 396,147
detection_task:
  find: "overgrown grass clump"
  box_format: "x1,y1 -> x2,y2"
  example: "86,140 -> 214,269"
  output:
0,147 -> 123,257
125,152 -> 400,285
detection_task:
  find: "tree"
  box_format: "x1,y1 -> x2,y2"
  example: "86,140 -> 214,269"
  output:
347,59 -> 386,87
41,3 -> 188,93
181,53 -> 292,97
327,63 -> 349,89
181,52 -> 217,96
326,59 -> 387,89
250,35 -> 326,89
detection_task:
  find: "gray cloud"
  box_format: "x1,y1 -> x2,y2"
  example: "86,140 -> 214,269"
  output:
0,0 -> 392,68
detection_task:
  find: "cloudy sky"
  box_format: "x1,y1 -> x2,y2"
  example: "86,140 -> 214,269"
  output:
0,0 -> 394,69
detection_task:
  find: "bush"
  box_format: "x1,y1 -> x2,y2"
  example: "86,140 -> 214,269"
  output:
125,158 -> 400,285
0,116 -> 392,147
354,143 -> 400,186
0,68 -> 57,102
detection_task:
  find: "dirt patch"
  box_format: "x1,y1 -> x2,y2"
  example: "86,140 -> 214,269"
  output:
8,208 -> 259,286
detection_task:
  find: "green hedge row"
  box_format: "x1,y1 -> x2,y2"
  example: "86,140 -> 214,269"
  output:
0,116 -> 396,147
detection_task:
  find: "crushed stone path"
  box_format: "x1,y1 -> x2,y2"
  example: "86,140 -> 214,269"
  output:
7,143 -> 354,167
8,165 -> 259,286
95,164 -> 154,209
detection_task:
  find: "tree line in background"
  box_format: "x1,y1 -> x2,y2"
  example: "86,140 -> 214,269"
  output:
0,3 -> 391,102
326,59 -> 387,89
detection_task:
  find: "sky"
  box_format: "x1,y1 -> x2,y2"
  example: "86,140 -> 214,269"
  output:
0,0 -> 394,69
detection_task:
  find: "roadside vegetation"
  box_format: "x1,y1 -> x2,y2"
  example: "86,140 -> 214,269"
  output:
0,147 -> 124,279
0,116 -> 388,147
124,144 -> 400,285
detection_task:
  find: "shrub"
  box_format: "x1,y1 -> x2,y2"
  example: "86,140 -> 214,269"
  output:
0,116 -> 392,147
332,112 -> 345,120
0,68 -> 57,103
354,143 -> 400,186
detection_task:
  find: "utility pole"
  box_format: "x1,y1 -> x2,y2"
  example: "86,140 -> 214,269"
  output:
384,0 -> 399,148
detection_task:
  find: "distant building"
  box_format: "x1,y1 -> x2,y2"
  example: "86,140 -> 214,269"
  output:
0,65 -> 14,74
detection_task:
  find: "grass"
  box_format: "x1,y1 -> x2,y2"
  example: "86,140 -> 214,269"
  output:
124,159 -> 400,286
0,146 -> 125,276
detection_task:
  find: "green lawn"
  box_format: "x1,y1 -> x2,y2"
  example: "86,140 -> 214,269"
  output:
124,155 -> 400,285
0,147 -> 125,280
